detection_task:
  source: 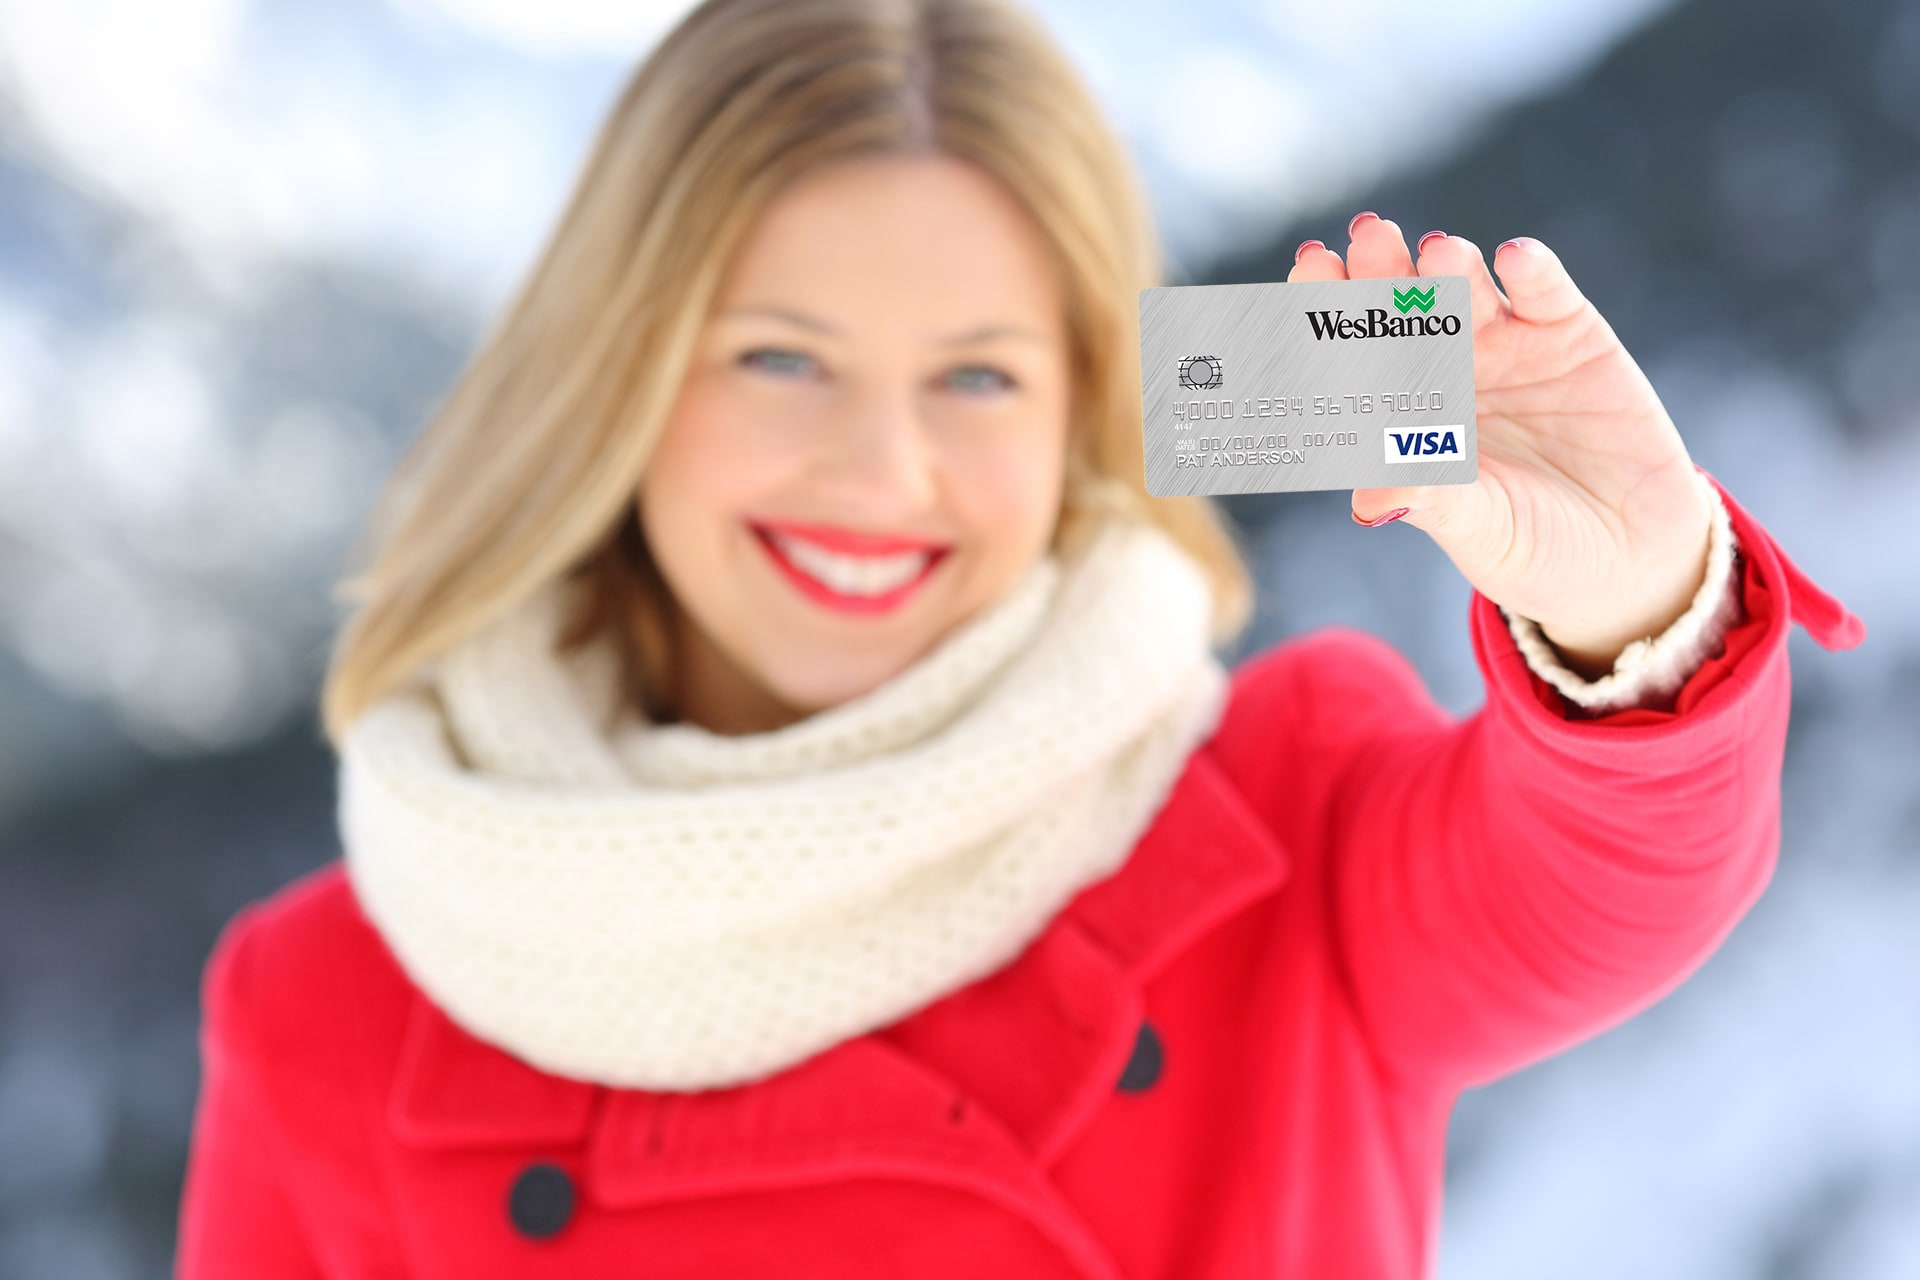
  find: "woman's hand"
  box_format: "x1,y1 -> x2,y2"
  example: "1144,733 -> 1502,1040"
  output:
1291,212 -> 1716,680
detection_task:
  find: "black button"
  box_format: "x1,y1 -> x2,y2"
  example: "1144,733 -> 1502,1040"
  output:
1116,1018 -> 1163,1092
507,1161 -> 575,1240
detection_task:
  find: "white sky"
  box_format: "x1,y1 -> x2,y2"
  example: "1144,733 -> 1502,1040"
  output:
0,0 -> 1677,304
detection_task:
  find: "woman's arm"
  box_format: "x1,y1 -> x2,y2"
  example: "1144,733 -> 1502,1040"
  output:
1337,474 -> 1863,1092
1216,471 -> 1862,1095
177,906 -> 327,1279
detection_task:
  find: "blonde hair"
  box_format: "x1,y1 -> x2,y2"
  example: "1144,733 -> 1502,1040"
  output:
318,0 -> 1255,746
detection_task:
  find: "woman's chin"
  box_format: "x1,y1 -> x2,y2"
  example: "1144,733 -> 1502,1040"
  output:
753,653 -> 908,716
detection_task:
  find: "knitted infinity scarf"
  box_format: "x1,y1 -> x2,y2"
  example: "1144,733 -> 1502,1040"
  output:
338,518 -> 1230,1091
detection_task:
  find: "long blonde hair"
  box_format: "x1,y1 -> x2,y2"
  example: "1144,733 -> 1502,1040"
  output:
318,0 -> 1255,746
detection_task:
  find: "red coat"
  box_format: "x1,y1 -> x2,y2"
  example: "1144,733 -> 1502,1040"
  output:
177,468 -> 1863,1279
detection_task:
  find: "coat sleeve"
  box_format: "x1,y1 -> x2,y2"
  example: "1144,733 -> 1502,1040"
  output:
1276,466 -> 1864,1093
177,904 -> 327,1279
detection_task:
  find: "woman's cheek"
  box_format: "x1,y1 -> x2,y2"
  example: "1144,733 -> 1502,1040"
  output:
656,389 -> 804,513
946,424 -> 1064,546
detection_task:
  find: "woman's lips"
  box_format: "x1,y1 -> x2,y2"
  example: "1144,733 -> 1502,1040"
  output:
747,522 -> 950,616
749,518 -> 952,555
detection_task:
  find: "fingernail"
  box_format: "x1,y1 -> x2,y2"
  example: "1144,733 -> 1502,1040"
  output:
1417,229 -> 1447,253
1497,237 -> 1525,255
1352,506 -> 1411,527
1348,210 -> 1380,238
1295,238 -> 1325,262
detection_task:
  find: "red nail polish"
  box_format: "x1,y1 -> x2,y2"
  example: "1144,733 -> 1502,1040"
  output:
1417,229 -> 1446,253
1348,210 -> 1379,237
1352,506 -> 1411,527
1295,238 -> 1325,262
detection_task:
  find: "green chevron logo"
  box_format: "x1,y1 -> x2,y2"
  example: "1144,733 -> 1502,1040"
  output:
1392,284 -> 1436,314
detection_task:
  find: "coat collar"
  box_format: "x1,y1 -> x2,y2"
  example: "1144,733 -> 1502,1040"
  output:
387,744 -> 1289,1207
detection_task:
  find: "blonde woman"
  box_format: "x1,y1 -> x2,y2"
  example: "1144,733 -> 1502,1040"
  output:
175,0 -> 1864,1275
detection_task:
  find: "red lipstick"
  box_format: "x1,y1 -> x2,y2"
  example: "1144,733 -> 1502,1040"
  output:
747,520 -> 951,617
749,518 -> 951,555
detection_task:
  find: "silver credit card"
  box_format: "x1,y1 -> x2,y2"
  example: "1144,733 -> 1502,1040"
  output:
1139,276 -> 1478,496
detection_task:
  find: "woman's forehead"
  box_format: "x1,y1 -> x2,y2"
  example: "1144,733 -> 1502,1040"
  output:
713,155 -> 1066,332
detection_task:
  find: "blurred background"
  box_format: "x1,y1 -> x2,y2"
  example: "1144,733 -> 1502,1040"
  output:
0,0 -> 1914,1275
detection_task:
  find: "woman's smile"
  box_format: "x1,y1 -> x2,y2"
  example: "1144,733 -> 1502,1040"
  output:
747,518 -> 953,616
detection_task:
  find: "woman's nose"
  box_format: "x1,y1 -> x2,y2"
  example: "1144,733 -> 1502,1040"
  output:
813,397 -> 939,508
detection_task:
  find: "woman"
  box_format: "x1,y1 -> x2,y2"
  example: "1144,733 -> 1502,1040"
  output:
175,0 -> 1865,1275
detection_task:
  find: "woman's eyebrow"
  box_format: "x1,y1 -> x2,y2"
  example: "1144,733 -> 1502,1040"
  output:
717,305 -> 1049,346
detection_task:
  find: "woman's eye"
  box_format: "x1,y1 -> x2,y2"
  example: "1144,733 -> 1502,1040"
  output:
739,347 -> 819,378
945,365 -> 1016,395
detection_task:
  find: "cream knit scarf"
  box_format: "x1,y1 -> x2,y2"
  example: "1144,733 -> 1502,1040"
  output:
338,518 -> 1230,1092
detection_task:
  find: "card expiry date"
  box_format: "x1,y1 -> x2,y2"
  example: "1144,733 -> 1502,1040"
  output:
1139,275 -> 1479,497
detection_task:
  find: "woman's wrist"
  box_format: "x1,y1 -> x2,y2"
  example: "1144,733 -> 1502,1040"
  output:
1505,479 -> 1743,712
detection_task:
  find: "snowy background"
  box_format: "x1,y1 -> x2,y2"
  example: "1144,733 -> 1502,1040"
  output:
0,0 -> 1914,1275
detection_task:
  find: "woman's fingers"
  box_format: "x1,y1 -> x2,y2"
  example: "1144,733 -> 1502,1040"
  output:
1415,232 -> 1510,335
1491,236 -> 1588,327
1292,215 -> 1572,340
1344,211 -> 1414,279
1288,236 -> 1347,282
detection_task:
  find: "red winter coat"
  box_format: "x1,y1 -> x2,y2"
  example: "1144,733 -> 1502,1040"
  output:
176,468 -> 1863,1279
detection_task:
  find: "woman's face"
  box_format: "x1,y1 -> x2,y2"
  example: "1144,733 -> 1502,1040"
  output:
638,153 -> 1073,734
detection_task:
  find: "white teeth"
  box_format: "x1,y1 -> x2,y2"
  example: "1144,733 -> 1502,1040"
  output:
768,532 -> 934,597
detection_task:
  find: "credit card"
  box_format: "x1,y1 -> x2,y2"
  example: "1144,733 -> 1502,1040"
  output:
1139,275 -> 1478,497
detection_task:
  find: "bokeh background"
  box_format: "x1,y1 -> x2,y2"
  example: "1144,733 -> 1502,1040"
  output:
1,0 -> 1915,1275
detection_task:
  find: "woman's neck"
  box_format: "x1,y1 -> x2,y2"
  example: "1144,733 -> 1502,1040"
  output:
667,611 -> 811,736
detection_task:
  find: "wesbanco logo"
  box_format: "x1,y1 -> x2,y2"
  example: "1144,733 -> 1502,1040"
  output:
1307,283 -> 1461,340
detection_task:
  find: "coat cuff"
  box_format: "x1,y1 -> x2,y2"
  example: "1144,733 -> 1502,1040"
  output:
1501,469 -> 1744,715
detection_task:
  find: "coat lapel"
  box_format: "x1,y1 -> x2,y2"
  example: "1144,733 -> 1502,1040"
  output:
387,744 -> 1291,1215
387,995 -> 599,1150
873,745 -> 1292,1167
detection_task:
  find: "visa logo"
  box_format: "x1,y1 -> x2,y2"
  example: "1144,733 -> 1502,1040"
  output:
1384,426 -> 1463,463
